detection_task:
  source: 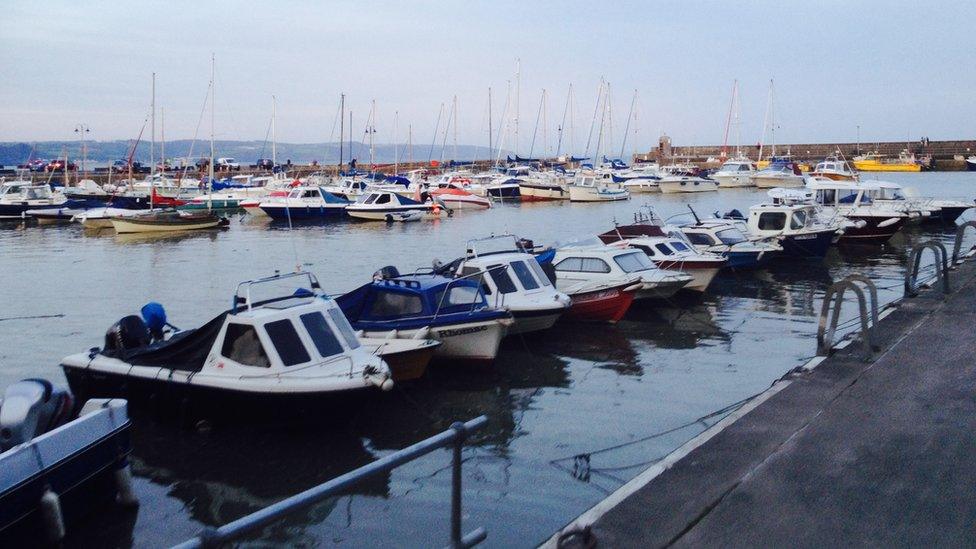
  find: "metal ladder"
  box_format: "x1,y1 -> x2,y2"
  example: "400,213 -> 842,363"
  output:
817,274 -> 879,361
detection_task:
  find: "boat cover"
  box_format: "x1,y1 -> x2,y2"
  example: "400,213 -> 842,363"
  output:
100,312 -> 228,371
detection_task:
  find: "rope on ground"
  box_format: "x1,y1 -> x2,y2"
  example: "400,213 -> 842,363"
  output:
0,314 -> 65,322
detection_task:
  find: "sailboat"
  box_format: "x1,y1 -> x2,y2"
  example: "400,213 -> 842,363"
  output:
710,80 -> 756,188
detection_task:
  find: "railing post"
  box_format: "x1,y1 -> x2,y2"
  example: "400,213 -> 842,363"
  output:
904,240 -> 949,297
450,421 -> 466,548
951,220 -> 976,265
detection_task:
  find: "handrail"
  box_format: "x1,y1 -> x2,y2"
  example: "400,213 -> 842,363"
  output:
173,416 -> 489,549
817,274 -> 879,361
232,270 -> 322,313
951,221 -> 976,265
904,240 -> 950,297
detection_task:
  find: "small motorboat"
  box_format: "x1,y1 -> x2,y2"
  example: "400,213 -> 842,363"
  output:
259,186 -> 350,220
60,271 -> 398,418
598,212 -> 727,292
753,157 -> 805,188
337,267 -> 514,364
429,182 -> 492,209
728,188 -> 841,258
806,178 -> 912,243
550,242 -> 692,304
678,217 -> 782,268
1,379 -> 137,544
346,190 -> 446,221
24,199 -> 105,224
966,155 -> 976,172
861,180 -> 973,224
73,207 -> 163,229
437,235 -> 572,335
568,173 -> 630,202
709,158 -> 756,188
110,210 -> 228,234
658,174 -> 719,194
809,156 -> 858,181
518,175 -> 569,201
0,182 -> 66,219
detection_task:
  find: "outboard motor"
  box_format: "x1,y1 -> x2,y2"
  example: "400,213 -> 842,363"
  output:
0,379 -> 74,452
373,265 -> 401,280
104,315 -> 151,352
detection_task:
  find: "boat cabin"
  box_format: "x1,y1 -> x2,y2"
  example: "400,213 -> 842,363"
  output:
454,235 -> 563,306
680,220 -> 751,247
746,189 -> 824,237
0,182 -> 54,202
551,246 -> 653,290
717,160 -> 755,174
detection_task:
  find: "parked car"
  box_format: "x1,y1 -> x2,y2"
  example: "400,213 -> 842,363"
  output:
45,159 -> 78,172
26,159 -> 48,172
112,160 -> 142,173
216,157 -> 241,171
255,158 -> 274,170
195,158 -> 211,170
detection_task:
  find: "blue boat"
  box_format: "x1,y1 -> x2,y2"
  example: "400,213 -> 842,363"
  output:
679,219 -> 782,269
336,269 -> 513,364
260,186 -> 350,220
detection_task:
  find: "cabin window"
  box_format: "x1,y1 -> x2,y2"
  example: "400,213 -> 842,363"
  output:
555,257 -> 583,272
364,194 -> 379,204
303,190 -> 317,198
527,258 -> 552,286
615,252 -> 654,273
487,264 -> 518,294
375,193 -> 392,204
654,243 -> 674,256
758,212 -> 786,230
369,291 -> 424,318
791,211 -> 807,230
580,258 -> 611,273
716,228 -> 745,245
510,261 -> 540,290
685,233 -> 715,246
739,164 -> 751,172
434,285 -> 484,308
671,241 -> 691,252
300,312 -> 344,358
632,244 -> 655,257
327,307 -> 361,349
265,319 -> 311,366
221,323 -> 271,368
460,266 -> 490,295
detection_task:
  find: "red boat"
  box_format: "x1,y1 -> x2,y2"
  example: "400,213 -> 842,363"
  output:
562,280 -> 639,323
150,189 -> 189,207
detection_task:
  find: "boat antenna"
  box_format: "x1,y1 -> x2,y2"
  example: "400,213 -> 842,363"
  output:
428,102 -> 444,164
688,204 -> 701,225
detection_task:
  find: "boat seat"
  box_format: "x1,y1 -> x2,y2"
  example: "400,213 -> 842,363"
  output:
0,379 -> 73,452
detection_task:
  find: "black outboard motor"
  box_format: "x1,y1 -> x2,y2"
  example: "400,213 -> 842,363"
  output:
104,315 -> 151,352
0,379 -> 74,452
372,265 -> 401,280
719,209 -> 745,220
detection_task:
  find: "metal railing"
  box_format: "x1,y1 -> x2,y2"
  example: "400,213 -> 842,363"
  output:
817,274 -> 879,361
904,240 -> 950,297
173,416 -> 489,549
951,220 -> 976,265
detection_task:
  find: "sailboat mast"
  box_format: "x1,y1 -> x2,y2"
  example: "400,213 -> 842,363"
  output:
514,58 -> 520,157
369,99 -> 376,167
721,80 -> 735,159
408,124 -> 413,165
150,72 -> 155,178
487,87 -> 492,163
338,93 -> 344,171
769,79 -> 776,157
542,89 -> 549,158
620,89 -> 637,158
758,80 -> 771,162
160,107 -> 165,175
733,81 -> 741,157
271,95 -> 277,167
394,110 -> 399,174
209,54 -> 215,199
570,84 -> 576,158
452,96 -> 458,163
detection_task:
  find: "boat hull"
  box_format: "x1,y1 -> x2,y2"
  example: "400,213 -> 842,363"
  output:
345,206 -> 433,221
564,285 -> 636,323
652,262 -> 721,292
776,230 -> 836,258
486,185 -> 520,199
753,175 -> 804,188
851,161 -> 921,172
110,217 -> 223,233
635,278 -> 689,300
262,205 -> 348,220
711,174 -> 755,188
507,307 -> 565,335
518,184 -> 568,201
361,318 -> 511,364
568,186 -> 630,202
659,180 -> 718,193
838,216 -> 906,243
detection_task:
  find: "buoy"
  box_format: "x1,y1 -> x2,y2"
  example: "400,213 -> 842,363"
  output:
40,488 -> 65,543
381,378 -> 394,391
114,461 -> 140,507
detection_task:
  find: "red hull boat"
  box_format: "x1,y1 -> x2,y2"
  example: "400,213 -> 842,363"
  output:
563,281 -> 637,323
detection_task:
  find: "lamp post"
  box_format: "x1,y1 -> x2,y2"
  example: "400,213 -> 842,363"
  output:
74,124 -> 91,179
856,125 -> 860,155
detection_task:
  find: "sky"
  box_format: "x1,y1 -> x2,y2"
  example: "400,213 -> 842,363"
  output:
1,0 -> 973,156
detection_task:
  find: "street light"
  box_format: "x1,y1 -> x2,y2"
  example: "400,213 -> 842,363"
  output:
74,124 -> 91,178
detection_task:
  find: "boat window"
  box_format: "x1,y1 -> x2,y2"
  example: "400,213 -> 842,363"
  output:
555,257 -> 583,272
327,307 -> 361,349
375,193 -> 392,204
739,164 -> 751,172
265,319 -> 311,366
580,258 -> 611,273
488,264 -> 518,294
758,212 -> 786,230
510,261 -> 540,290
671,241 -> 691,252
221,323 -> 271,368
434,285 -> 484,309
368,291 -> 424,318
303,190 -> 317,198
300,312 -> 345,358
615,251 -> 654,273
654,243 -> 674,256
527,258 -> 552,286
685,232 -> 715,246
364,193 -> 378,204
791,211 -> 807,230
715,228 -> 746,244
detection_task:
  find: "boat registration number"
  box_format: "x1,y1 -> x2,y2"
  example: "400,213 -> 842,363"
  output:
438,326 -> 488,337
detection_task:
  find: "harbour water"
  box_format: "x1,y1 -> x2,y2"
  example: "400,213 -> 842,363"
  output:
0,172 -> 973,547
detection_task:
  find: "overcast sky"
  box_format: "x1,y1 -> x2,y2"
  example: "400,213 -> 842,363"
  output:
1,0 -> 972,155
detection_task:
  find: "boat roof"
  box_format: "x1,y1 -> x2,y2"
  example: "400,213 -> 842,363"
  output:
373,274 -> 474,293
805,179 -> 897,191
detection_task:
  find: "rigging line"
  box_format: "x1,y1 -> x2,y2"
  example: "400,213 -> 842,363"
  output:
428,102 -> 444,163
583,79 -> 604,159
179,82 -> 212,185
327,95 -> 342,161
528,89 -> 545,159
556,84 -> 571,157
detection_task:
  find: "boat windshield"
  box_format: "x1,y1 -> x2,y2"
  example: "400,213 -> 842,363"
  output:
300,312 -> 345,358
487,264 -> 518,294
510,261 -> 540,290
614,251 -> 655,273
715,228 -> 746,244
528,259 -> 552,286
434,285 -> 486,311
368,291 -> 424,318
221,323 -> 271,368
327,307 -> 361,349
265,319 -> 312,366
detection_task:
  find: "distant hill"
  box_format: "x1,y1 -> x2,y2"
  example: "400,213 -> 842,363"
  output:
0,140 -> 500,166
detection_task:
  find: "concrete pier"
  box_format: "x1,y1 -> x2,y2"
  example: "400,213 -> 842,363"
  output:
548,252 -> 976,547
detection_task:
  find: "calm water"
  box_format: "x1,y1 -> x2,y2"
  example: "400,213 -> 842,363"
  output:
1,173 -> 973,547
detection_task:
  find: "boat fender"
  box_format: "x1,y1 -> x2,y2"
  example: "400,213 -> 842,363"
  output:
413,327 -> 431,339
877,217 -> 900,228
384,330 -> 398,340
114,459 -> 140,507
623,282 -> 644,293
40,488 -> 65,544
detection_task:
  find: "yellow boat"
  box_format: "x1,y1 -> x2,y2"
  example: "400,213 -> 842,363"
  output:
851,150 -> 922,172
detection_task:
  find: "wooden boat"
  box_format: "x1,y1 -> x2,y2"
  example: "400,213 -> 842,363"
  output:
110,210 -> 227,233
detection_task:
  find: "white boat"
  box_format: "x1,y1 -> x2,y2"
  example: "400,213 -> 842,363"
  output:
753,158 -> 805,188
346,190 -> 446,221
709,158 -> 756,188
0,183 -> 66,219
60,271 -> 398,416
552,243 -> 691,300
568,173 -> 630,202
429,182 -> 493,209
860,180 -> 973,224
809,156 -> 857,181
677,218 -> 782,268
447,235 -> 571,334
73,207 -> 160,229
658,175 -> 718,194
806,178 -> 913,243
258,186 -> 351,220
730,188 -> 840,258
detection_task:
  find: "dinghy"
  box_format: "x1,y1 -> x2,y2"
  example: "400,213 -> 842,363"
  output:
109,210 -> 227,234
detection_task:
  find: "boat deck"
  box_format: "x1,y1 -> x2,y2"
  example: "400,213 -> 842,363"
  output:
547,256 -> 976,547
